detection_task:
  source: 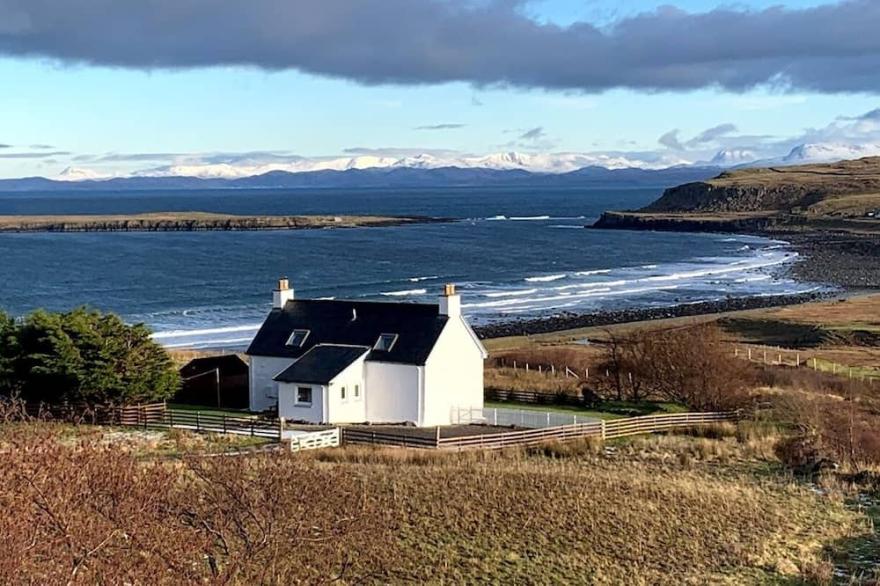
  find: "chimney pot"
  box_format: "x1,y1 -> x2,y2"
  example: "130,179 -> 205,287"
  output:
272,277 -> 294,309
439,283 -> 461,317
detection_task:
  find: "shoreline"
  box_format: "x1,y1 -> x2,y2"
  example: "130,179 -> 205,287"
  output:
0,212 -> 448,233
473,291 -> 835,339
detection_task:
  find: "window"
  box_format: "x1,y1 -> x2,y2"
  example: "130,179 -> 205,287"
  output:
374,333 -> 398,352
286,329 -> 310,348
295,386 -> 312,405
354,384 -> 360,399
340,386 -> 347,400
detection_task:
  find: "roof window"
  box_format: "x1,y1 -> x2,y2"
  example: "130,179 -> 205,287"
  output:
286,329 -> 310,348
374,333 -> 398,352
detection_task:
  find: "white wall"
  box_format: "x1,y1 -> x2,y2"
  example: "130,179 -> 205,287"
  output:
278,382 -> 325,423
364,362 -> 422,424
325,356 -> 368,424
422,317 -> 485,426
248,355 -> 295,412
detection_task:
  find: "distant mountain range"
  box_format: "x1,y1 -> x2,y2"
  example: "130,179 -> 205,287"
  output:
0,165 -> 725,193
3,142 -> 880,193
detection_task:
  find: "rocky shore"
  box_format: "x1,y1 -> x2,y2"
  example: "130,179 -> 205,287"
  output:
0,212 -> 447,233
473,292 -> 832,339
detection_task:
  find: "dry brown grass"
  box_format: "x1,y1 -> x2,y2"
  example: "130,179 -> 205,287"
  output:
0,424 -> 868,584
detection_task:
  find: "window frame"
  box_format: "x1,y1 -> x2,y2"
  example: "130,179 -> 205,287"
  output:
340,386 -> 347,401
295,386 -> 313,406
373,333 -> 399,352
285,329 -> 311,348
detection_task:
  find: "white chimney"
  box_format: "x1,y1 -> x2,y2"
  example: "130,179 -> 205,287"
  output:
273,277 -> 294,309
439,283 -> 461,317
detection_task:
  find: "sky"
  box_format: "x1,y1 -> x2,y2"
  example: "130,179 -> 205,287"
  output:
1,0 -> 879,178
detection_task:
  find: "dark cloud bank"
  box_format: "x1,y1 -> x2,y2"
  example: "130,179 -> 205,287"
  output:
0,0 -> 878,93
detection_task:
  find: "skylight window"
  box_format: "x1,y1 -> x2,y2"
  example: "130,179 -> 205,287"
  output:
285,329 -> 310,348
374,333 -> 399,352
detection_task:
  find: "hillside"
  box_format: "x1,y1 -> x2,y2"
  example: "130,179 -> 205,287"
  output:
592,157 -> 880,290
643,157 -> 880,215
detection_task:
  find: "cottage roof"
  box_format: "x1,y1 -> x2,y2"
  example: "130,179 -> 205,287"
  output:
273,344 -> 370,385
246,299 -> 448,365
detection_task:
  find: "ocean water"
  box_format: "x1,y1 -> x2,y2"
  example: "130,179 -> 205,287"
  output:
0,187 -> 823,348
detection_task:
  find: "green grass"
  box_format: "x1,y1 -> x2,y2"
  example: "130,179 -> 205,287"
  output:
484,400 -> 687,420
167,403 -> 258,419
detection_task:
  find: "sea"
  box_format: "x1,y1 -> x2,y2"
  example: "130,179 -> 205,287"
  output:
0,186 -> 824,349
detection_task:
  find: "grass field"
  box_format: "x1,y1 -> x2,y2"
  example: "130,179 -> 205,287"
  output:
2,423 -> 874,583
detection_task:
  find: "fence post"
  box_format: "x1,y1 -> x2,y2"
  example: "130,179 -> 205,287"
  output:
279,417 -> 285,441
196,411 -> 201,433
169,409 -> 174,428
223,414 -> 227,434
435,426 -> 441,447
546,412 -> 551,427
585,367 -> 589,379
493,408 -> 498,426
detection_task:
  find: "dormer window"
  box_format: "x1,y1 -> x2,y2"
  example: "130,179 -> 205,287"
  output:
286,329 -> 310,348
374,333 -> 398,352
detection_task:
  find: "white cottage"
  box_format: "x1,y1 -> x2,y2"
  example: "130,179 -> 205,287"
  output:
246,279 -> 487,426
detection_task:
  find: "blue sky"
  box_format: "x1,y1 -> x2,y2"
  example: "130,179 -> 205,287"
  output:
1,0 -> 878,178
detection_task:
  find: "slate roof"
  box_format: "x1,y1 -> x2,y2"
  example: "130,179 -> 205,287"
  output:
273,344 -> 370,385
246,299 -> 449,365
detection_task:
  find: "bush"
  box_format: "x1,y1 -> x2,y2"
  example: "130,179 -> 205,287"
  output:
1,307 -> 179,405
593,323 -> 753,411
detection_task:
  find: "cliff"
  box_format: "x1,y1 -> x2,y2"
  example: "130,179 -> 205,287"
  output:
644,157 -> 880,214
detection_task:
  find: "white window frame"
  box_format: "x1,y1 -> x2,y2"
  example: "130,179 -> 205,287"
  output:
295,386 -> 313,406
374,333 -> 399,352
286,329 -> 310,348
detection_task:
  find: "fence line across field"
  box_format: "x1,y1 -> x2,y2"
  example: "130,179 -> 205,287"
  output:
344,410 -> 740,450
451,406 -> 600,428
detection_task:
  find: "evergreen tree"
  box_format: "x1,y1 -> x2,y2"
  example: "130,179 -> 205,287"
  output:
12,307 -> 179,405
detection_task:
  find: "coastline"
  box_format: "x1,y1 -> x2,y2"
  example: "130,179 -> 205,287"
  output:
0,212 -> 448,233
473,291 -> 834,339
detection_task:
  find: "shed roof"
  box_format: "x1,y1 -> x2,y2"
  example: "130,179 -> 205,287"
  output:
246,299 -> 448,365
273,344 -> 370,385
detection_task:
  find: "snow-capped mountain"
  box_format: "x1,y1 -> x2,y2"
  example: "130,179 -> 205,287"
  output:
708,149 -> 758,167
56,167 -> 113,182
92,150 -> 693,181
781,142 -> 880,164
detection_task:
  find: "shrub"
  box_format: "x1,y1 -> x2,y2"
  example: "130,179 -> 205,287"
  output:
2,307 -> 179,405
593,323 -> 753,410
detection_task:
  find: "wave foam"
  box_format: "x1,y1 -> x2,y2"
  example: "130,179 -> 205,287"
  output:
525,274 -> 567,283
380,288 -> 427,297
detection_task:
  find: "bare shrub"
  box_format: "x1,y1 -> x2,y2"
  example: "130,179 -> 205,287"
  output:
593,323 -> 753,410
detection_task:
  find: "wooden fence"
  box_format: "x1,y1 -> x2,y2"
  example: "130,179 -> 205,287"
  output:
342,411 -> 740,451
22,402 -> 167,426
342,428 -> 439,448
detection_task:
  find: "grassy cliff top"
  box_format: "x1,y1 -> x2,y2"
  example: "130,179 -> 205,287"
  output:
645,156 -> 880,215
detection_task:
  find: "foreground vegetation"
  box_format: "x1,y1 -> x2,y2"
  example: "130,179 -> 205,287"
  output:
0,308 -> 178,404
1,420 -> 875,584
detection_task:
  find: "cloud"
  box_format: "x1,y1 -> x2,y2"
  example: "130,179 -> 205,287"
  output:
519,127 -> 546,141
0,151 -> 69,159
0,0 -> 879,93
688,123 -> 737,146
414,123 -> 466,130
342,147 -> 464,158
658,130 -> 683,150
29,144 -> 54,149
0,144 -> 10,149
659,124 -> 738,150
